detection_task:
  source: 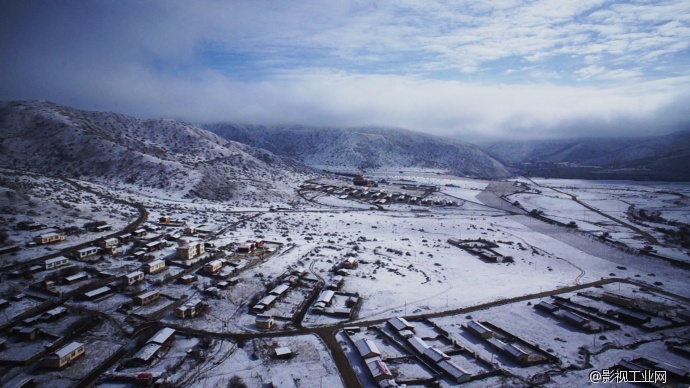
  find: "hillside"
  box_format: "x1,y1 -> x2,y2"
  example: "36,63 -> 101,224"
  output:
0,100 -> 310,201
482,131 -> 690,181
204,124 -> 512,179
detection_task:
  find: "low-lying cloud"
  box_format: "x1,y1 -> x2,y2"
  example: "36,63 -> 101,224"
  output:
1,0 -> 688,140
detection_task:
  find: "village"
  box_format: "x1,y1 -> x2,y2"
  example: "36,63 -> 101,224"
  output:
0,170 -> 689,387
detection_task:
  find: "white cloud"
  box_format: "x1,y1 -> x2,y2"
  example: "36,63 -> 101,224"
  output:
0,0 -> 689,139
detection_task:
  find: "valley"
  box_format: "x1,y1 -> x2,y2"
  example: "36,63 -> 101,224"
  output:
1,166 -> 688,387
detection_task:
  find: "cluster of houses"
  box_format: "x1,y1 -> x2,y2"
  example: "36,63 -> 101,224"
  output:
129,327 -> 175,365
387,317 -> 472,384
252,281 -> 294,314
301,181 -> 456,207
30,223 -> 115,247
464,321 -> 547,366
447,238 -> 512,263
354,337 -> 396,386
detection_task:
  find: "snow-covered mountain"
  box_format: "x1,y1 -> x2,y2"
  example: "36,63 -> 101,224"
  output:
204,124 -> 512,179
482,130 -> 690,180
0,101 -> 310,200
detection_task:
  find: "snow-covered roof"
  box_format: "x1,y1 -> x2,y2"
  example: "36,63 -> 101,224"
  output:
407,336 -> 429,354
270,283 -> 290,296
45,256 -> 68,264
126,270 -> 144,279
388,316 -> 414,331
132,343 -> 162,362
437,360 -> 471,382
467,320 -> 492,336
148,327 -> 175,345
84,286 -> 111,298
502,342 -> 529,358
317,290 -> 335,304
65,272 -> 87,281
424,347 -> 450,362
275,347 -> 292,357
367,359 -> 392,379
355,339 -> 381,359
258,294 -> 278,306
135,290 -> 159,300
54,341 -> 84,359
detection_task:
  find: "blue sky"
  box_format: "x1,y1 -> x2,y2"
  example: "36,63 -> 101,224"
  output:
1,0 -> 689,139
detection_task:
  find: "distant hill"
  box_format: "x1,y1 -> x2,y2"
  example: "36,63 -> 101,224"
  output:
482,131 -> 690,181
0,100 -> 310,200
204,124 -> 511,179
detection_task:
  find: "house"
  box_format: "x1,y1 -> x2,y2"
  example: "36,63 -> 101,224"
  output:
174,299 -> 203,319
601,292 -> 636,308
84,286 -> 112,301
316,290 -> 335,307
255,314 -> 275,329
342,257 -> 358,269
74,246 -> 99,260
119,233 -> 132,242
94,224 -> 113,233
535,301 -> 559,313
407,336 -> 430,354
203,259 -> 223,274
355,339 -> 381,359
424,347 -> 450,363
15,326 -> 41,341
253,294 -> 278,312
326,275 -> 344,290
149,327 -> 175,346
42,306 -> 68,322
42,341 -> 85,369
33,232 -> 66,245
204,287 -> 221,297
438,360 -> 471,383
388,316 -> 414,332
269,283 -> 290,296
177,242 -> 206,260
466,321 -> 494,339
609,308 -> 651,326
179,274 -> 197,284
216,280 -> 230,289
44,256 -> 69,270
132,228 -> 147,237
144,241 -> 163,252
133,290 -> 160,306
367,358 -> 393,382
501,341 -> 531,364
144,259 -> 166,274
560,310 -> 591,328
124,270 -> 145,286
131,343 -> 162,365
99,238 -> 119,249
237,243 -> 254,253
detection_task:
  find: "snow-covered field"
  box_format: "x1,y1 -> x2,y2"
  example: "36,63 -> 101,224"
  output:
1,170 -> 689,387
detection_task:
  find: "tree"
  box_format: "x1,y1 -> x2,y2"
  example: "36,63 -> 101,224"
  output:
227,375 -> 247,388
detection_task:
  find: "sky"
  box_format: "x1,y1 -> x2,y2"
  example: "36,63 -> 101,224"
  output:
1,0 -> 689,140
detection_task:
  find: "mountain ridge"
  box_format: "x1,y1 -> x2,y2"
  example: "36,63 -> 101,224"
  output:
203,123 -> 512,179
0,100 -> 310,201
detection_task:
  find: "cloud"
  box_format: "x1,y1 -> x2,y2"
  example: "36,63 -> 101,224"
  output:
0,0 -> 689,140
